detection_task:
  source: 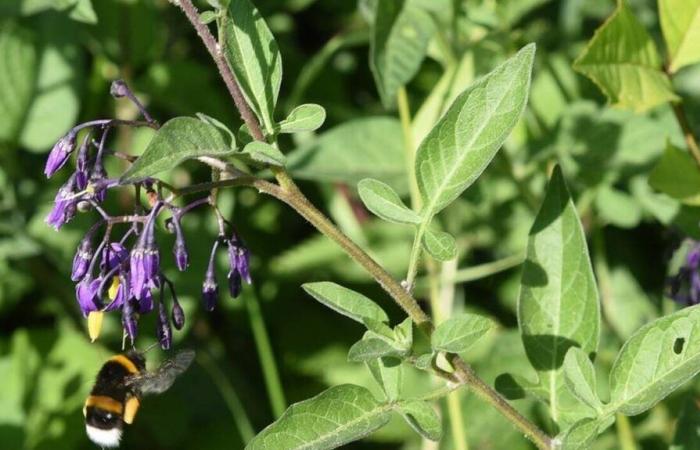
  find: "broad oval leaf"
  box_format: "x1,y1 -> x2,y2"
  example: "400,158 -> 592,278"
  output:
609,304 -> 700,415
242,141 -> 286,167
573,2 -> 678,112
348,335 -> 407,362
302,282 -> 389,324
398,400 -> 442,441
358,178 -> 421,225
421,228 -> 456,261
278,103 -> 326,134
431,313 -> 494,353
518,166 -> 600,427
223,0 -> 282,133
121,117 -> 233,182
246,384 -> 392,450
563,348 -> 603,412
287,117 -> 407,194
649,143 -> 700,205
414,43 -> 535,218
659,0 -> 700,73
370,0 -> 435,108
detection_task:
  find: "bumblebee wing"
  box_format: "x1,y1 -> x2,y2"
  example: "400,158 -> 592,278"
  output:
127,349 -> 195,396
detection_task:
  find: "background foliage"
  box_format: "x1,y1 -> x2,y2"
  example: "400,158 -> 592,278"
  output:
2,0 -> 700,449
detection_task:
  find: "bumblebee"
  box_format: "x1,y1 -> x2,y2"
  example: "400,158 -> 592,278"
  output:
84,349 -> 195,448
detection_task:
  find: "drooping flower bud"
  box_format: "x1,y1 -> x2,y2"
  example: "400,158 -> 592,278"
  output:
130,205 -> 161,299
110,79 -> 129,98
75,133 -> 91,190
122,299 -> 138,344
76,277 -> 100,317
202,240 -> 220,311
226,233 -> 251,298
45,130 -> 77,177
171,293 -> 185,330
72,235 -> 94,281
156,299 -> 172,350
172,217 -> 189,271
46,175 -> 79,230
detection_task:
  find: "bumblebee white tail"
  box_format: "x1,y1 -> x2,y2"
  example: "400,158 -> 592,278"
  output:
86,425 -> 122,448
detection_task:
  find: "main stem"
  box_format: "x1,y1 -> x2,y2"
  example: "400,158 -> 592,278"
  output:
173,1 -> 553,448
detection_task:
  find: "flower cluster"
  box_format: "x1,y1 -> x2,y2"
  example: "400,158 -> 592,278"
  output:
45,81 -> 252,349
668,241 -> 700,306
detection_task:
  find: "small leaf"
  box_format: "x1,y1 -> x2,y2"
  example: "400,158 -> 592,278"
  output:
358,178 -> 421,225
562,348 -> 603,412
245,384 -> 391,450
413,353 -> 434,370
238,123 -> 253,146
223,0 -> 282,133
659,0 -> 700,73
421,229 -> 456,261
573,1 -> 678,112
558,418 -> 601,450
199,10 -> 218,24
415,44 -> 535,217
277,103 -> 326,133
392,317 -> 413,349
398,400 -> 442,441
366,357 -> 402,401
370,0 -> 435,108
348,334 -> 408,362
431,313 -> 494,353
242,141 -> 286,167
362,317 -> 395,339
121,117 -> 233,182
518,166 -> 600,427
649,143 -> 700,205
609,304 -> 700,415
302,282 -> 389,324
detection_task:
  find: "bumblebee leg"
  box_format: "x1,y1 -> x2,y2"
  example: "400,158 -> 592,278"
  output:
123,396 -> 141,425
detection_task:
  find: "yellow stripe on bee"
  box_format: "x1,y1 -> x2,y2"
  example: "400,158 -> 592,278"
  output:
123,396 -> 140,424
84,395 -> 124,414
110,354 -> 140,374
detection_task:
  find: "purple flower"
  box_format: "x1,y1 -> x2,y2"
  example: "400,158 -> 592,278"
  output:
669,242 -> 700,306
45,130 -> 77,178
156,300 -> 172,350
75,134 -> 91,190
72,235 -> 94,282
46,175 -> 79,230
130,206 -> 161,299
76,277 -> 101,317
226,233 -> 251,298
100,242 -> 129,272
138,288 -> 155,314
172,217 -> 189,271
202,240 -> 220,311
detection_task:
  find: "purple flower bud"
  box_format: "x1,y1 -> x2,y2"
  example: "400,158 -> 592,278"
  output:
72,236 -> 94,281
156,300 -> 172,350
226,233 -> 251,299
130,206 -> 161,299
46,175 -> 79,230
228,270 -> 242,298
76,277 -> 100,317
110,79 -> 129,98
202,240 -> 220,311
138,287 -> 155,314
172,218 -> 188,271
122,299 -> 138,343
45,130 -> 77,177
100,242 -> 129,273
75,134 -> 91,190
172,295 -> 185,330
89,163 -> 108,203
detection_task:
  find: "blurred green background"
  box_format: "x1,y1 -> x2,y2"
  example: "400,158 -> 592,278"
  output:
2,0 -> 700,449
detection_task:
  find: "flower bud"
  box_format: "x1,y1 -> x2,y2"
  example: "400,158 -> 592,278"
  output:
44,130 -> 77,178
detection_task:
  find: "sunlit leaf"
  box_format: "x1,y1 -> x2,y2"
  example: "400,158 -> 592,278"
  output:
277,103 -> 326,134
398,400 -> 442,441
421,228 -> 456,261
659,0 -> 700,73
431,313 -> 494,353
242,141 -> 286,167
358,178 -> 421,225
562,348 -> 603,412
302,282 -> 389,325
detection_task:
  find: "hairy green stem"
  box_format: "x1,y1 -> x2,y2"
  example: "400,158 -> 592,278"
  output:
245,289 -> 287,418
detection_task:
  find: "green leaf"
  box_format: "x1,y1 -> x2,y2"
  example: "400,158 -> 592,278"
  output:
370,0 -> 435,108
518,166 -> 600,427
277,103 -> 326,133
358,178 -> 421,225
398,400 -> 442,441
121,117 -> 233,182
594,186 -> 642,228
348,334 -> 407,362
223,0 -> 282,133
562,348 -> 603,412
415,43 -> 535,217
558,418 -> 601,450
302,282 -> 389,325
421,228 -> 456,261
246,384 -> 392,450
366,357 -> 402,401
392,317 -> 413,349
649,143 -> 700,205
573,1 -> 678,112
0,21 -> 36,143
608,304 -> 700,415
659,0 -> 700,73
196,112 -> 237,146
242,141 -> 286,167
287,117 -> 408,194
413,353 -> 434,370
68,0 -> 96,24
199,10 -> 218,24
431,313 -> 494,353
670,397 -> 700,450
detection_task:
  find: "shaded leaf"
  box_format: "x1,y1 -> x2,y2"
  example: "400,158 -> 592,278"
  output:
366,357 -> 402,401
223,0 -> 282,133
246,385 -> 391,450
302,282 -> 389,324
370,0 -> 435,108
421,228 -> 456,261
562,348 -> 603,412
558,418 -> 601,450
609,304 -> 700,415
415,44 -> 535,217
242,141 -> 286,167
278,103 -> 326,133
649,143 -> 700,205
358,178 -> 421,225
431,313 -> 494,353
121,117 -> 233,182
573,1 -> 677,112
398,400 -> 442,441
348,335 -> 407,362
659,0 -> 700,73
0,21 -> 36,143
670,396 -> 700,450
